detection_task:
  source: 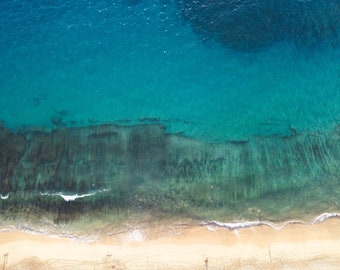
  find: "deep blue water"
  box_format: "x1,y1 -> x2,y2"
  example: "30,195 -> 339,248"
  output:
1,0 -> 340,141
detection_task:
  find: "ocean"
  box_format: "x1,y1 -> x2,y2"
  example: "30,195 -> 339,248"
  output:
0,0 -> 340,234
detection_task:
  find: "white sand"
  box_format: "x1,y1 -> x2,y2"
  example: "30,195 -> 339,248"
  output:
1,218 -> 340,269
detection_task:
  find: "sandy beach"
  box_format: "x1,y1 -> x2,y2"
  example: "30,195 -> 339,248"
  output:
1,216 -> 340,270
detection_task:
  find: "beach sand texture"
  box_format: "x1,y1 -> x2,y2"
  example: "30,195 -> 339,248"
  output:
1,218 -> 340,270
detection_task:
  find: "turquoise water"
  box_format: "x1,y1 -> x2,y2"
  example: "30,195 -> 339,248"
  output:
1,0 -> 340,141
0,0 -> 340,230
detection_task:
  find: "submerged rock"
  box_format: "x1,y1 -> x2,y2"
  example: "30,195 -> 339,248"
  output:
0,123 -> 339,206
0,127 -> 26,194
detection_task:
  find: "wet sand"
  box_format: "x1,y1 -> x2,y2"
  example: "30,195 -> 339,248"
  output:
1,217 -> 340,270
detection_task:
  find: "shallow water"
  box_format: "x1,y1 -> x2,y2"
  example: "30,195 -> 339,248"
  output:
0,0 -> 340,229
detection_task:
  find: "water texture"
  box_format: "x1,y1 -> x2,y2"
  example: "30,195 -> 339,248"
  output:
1,0 -> 340,140
180,0 -> 340,51
0,0 -> 340,227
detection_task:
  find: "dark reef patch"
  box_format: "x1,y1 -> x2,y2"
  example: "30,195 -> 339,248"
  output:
0,123 -> 339,215
177,0 -> 340,51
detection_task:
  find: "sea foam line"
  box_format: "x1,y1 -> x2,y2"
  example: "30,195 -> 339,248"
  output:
0,223 -> 99,244
40,189 -> 109,201
203,212 -> 340,231
1,194 -> 9,200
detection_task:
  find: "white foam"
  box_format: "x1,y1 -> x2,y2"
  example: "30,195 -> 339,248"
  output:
1,194 -> 9,200
312,213 -> 340,224
204,212 -> 340,231
204,220 -> 272,230
59,192 -> 96,201
125,229 -> 145,242
0,226 -> 16,232
0,223 -> 98,244
40,190 -> 108,201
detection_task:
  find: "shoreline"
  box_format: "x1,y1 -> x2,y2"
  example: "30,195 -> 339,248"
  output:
1,212 -> 340,241
1,215 -> 340,269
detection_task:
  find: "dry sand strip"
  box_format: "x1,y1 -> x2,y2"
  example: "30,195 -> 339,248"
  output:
1,218 -> 340,270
